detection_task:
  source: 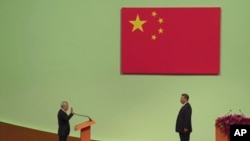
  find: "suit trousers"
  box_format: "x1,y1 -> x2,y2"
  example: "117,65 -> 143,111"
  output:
59,135 -> 68,141
179,133 -> 190,141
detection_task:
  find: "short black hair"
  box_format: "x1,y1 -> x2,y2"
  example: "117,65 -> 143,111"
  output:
181,93 -> 189,101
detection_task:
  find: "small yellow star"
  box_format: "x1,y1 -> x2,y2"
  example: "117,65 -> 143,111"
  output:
129,14 -> 147,32
158,28 -> 163,34
151,34 -> 157,40
152,11 -> 157,17
158,18 -> 164,24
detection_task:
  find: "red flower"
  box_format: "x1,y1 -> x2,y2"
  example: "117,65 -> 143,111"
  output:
215,114 -> 250,137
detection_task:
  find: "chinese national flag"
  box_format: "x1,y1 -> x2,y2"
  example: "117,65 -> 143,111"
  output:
121,7 -> 221,75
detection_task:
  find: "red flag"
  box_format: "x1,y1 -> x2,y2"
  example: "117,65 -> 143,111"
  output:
121,7 -> 221,75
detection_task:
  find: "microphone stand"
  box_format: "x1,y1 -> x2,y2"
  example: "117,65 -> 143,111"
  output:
226,110 -> 232,115
74,113 -> 92,121
239,109 -> 245,116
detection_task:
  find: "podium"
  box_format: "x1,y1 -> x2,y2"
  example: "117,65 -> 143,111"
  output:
216,127 -> 228,141
75,120 -> 95,141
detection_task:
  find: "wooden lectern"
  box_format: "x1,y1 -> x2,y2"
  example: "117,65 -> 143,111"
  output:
75,120 -> 95,141
216,127 -> 228,141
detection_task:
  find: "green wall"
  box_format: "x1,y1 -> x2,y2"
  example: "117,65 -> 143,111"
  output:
1,0 -> 250,141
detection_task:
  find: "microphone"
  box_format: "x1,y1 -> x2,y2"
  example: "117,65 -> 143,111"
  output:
226,110 -> 232,115
239,109 -> 245,115
74,113 -> 92,121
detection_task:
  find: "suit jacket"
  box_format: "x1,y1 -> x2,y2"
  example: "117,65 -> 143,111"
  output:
57,109 -> 74,136
176,102 -> 192,133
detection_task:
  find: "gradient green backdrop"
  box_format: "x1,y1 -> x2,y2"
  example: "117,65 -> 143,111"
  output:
1,0 -> 250,141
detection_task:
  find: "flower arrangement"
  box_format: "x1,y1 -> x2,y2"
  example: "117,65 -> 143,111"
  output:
215,114 -> 250,137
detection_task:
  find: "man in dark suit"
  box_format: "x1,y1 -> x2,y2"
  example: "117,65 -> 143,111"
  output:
176,93 -> 192,141
58,101 -> 74,141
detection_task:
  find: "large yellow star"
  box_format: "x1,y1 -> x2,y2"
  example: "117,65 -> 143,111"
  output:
129,15 -> 147,32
